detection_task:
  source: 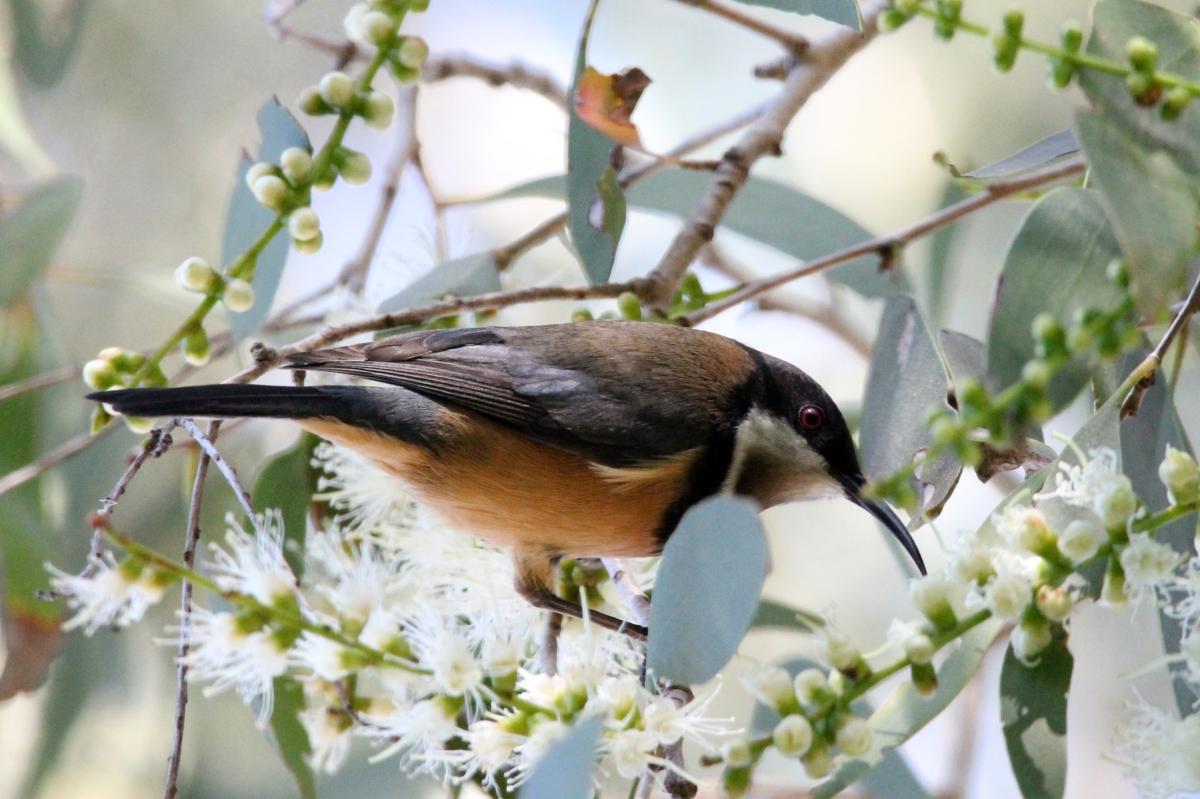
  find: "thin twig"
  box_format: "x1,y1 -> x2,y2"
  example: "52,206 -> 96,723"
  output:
0,364 -> 79,402
1121,267 -> 1200,419
676,0 -> 807,53
162,422 -> 216,799
0,423 -> 120,499
641,0 -> 889,310
87,425 -> 177,564
178,419 -> 258,523
683,158 -> 1087,326
423,53 -> 569,109
700,244 -> 870,357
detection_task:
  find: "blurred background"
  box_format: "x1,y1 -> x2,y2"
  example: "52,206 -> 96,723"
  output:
1,0 -> 1196,796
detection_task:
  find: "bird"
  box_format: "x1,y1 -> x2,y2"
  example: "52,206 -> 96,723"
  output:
91,321 -> 925,640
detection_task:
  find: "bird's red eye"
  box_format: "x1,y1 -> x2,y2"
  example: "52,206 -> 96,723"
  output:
799,404 -> 824,430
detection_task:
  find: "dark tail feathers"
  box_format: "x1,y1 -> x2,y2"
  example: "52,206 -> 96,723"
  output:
88,384 -> 362,421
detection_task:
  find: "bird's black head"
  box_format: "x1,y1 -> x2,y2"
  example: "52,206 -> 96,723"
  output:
737,355 -> 926,576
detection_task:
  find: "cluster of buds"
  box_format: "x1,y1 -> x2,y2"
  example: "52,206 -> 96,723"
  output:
343,0 -> 430,83
244,155 -> 329,252
1122,36 -> 1192,118
175,255 -> 256,315
736,661 -> 874,790
82,347 -> 167,432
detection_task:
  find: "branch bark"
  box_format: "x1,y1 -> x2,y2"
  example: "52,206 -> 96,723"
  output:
640,0 -> 889,310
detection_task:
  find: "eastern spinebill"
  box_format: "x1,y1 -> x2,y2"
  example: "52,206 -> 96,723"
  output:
92,321 -> 925,640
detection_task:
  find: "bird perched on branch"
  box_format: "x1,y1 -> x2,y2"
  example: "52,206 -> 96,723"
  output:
92,321 -> 924,639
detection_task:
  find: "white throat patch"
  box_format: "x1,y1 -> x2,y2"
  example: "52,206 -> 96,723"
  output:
722,408 -> 842,504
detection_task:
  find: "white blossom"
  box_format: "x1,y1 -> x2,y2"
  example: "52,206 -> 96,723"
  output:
742,664 -> 795,710
207,511 -> 295,607
984,567 -> 1033,621
301,700 -> 353,774
607,728 -> 659,778
1112,694 -> 1200,799
1042,447 -> 1139,528
365,697 -> 463,777
1120,534 -> 1183,603
1058,516 -> 1105,564
996,505 -> 1055,554
46,553 -> 164,635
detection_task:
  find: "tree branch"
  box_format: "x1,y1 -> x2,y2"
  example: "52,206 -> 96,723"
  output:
641,0 -> 889,310
177,419 -> 258,523
1121,266 -> 1200,419
422,53 -> 568,109
0,364 -> 79,402
675,0 -> 808,53
683,158 -> 1087,326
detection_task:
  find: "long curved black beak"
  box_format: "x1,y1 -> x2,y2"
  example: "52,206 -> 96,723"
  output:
841,477 -> 926,576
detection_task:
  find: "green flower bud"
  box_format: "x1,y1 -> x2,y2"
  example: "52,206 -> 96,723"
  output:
722,766 -> 751,798
1022,358 -> 1052,390
319,71 -> 356,108
1126,72 -> 1159,106
721,740 -> 752,769
395,36 -> 429,69
1125,36 -> 1158,72
571,308 -> 594,322
1159,445 -> 1199,504
362,91 -> 396,130
933,0 -> 961,40
879,8 -> 910,31
90,404 -> 113,434
929,415 -> 959,448
1001,9 -> 1024,36
1161,87 -> 1192,121
802,743 -> 833,779
1060,21 -> 1083,52
406,0 -> 432,10
312,171 -> 337,192
894,0 -> 920,13
338,149 -> 372,184
123,415 -> 155,434
388,60 -> 422,84
252,174 -> 290,211
773,714 -> 814,757
298,86 -> 332,116
175,256 -> 217,293
617,292 -> 642,321
182,325 -> 210,367
361,10 -> 397,45
993,32 -> 1019,72
1011,618 -> 1053,664
280,147 -> 313,183
293,230 -> 324,255
144,364 -> 169,388
223,278 -> 255,313
835,716 -> 872,757
910,660 -> 938,695
288,207 -> 321,242
793,668 -> 833,706
83,359 -> 119,390
1049,57 -> 1076,89
245,161 -> 275,190
1035,585 -> 1073,622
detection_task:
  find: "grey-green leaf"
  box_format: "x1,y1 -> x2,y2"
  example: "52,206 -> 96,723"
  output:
813,619 -> 1005,799
1077,0 -> 1200,176
731,0 -> 861,30
751,599 -> 824,633
0,176 -> 83,306
269,676 -> 317,799
519,716 -> 601,799
566,6 -> 624,284
376,253 -> 501,313
999,629 -> 1073,799
860,295 -> 960,522
985,187 -> 1123,410
225,98 -> 310,339
648,496 -> 769,684
1075,110 -> 1199,319
967,129 -> 1079,180
8,0 -> 87,88
252,432 -> 320,579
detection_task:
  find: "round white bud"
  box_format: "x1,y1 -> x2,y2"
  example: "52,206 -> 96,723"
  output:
835,717 -> 873,757
339,150 -> 372,184
293,231 -> 324,255
223,279 -> 255,312
823,630 -> 860,672
903,632 -> 935,665
288,207 -> 321,242
174,256 -> 216,293
342,3 -> 371,45
251,174 -> 289,211
802,746 -> 833,779
123,415 -> 155,434
245,161 -> 275,190
361,10 -> 397,45
97,346 -> 124,361
772,715 -> 813,758
1058,517 -> 1104,564
1095,474 -> 1138,528
280,147 -> 313,183
362,91 -> 395,129
951,545 -> 995,585
792,668 -> 829,705
985,571 -> 1032,621
82,359 -> 117,390
1160,445 -> 1199,503
998,506 -> 1056,553
1011,619 -> 1053,664
746,665 -> 794,711
721,740 -> 752,768
395,36 -> 428,68
1035,585 -> 1073,622
318,71 -> 355,108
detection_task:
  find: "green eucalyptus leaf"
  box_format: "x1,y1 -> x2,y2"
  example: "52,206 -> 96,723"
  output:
750,599 -> 823,632
986,188 -> 1124,409
225,99 -> 310,339
648,497 -> 769,685
0,176 -> 83,306
252,432 -> 320,579
1075,110 -> 1199,320
938,329 -> 984,386
8,0 -> 87,88
731,0 -> 861,30
1077,0 -> 1200,176
269,676 -> 317,799
967,129 -> 1079,180
925,182 -> 967,324
999,628 -> 1073,799
519,716 -> 601,799
376,253 -> 501,313
813,619 -> 1005,799
1113,350 -> 1197,715
860,295 -> 960,522
566,5 -> 624,284
494,172 -> 904,299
